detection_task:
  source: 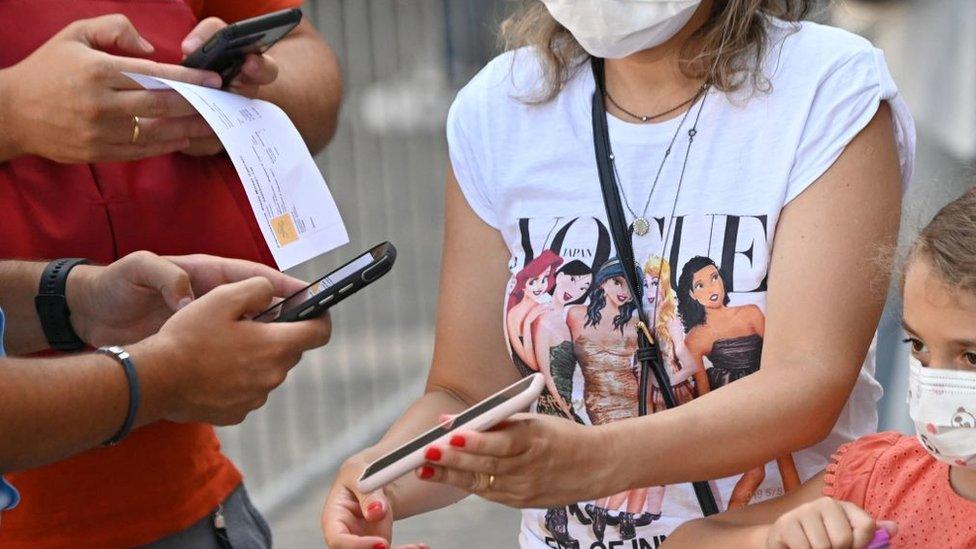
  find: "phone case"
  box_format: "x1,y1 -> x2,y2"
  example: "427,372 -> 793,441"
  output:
357,373 -> 546,493
272,242 -> 396,322
181,8 -> 301,86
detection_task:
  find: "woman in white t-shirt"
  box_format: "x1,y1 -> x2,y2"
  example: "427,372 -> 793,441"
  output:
322,1 -> 915,547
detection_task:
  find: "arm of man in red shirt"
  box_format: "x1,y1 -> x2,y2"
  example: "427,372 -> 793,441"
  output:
0,252 -> 331,474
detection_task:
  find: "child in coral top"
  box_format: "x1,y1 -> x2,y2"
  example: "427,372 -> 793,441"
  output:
665,187 -> 976,549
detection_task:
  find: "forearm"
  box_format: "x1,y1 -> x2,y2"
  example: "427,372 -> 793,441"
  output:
0,261 -> 106,356
663,519 -> 768,548
603,367 -> 849,491
373,389 -> 473,519
665,472 -> 826,547
0,261 -> 48,355
0,67 -> 25,163
258,21 -> 342,153
0,337 -> 172,472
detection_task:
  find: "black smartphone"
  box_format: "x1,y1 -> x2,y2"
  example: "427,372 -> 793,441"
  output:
255,242 -> 396,323
182,8 -> 303,87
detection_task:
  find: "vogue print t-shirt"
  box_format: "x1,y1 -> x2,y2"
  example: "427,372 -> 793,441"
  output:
447,18 -> 915,549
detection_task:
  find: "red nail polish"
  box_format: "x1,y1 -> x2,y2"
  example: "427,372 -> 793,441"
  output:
366,501 -> 383,514
419,465 -> 435,479
372,544 -> 387,549
425,446 -> 442,461
450,435 -> 466,447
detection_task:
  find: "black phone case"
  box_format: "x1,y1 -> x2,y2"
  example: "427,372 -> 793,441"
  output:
273,243 -> 397,323
181,8 -> 302,87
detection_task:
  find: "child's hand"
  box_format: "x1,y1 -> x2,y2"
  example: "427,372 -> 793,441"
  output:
766,496 -> 897,549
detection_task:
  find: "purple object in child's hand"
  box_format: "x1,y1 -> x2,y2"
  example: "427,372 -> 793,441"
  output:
865,528 -> 890,549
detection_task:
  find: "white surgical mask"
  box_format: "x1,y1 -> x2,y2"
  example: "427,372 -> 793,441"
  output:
908,357 -> 976,468
540,0 -> 702,59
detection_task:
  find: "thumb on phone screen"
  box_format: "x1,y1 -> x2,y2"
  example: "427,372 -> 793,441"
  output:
204,277 -> 275,319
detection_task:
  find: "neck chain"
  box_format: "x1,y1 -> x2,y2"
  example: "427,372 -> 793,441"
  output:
605,84 -> 707,123
609,86 -> 710,237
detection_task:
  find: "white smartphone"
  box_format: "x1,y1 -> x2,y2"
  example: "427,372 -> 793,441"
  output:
357,373 -> 545,493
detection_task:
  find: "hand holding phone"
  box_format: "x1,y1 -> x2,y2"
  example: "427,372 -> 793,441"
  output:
357,374 -> 546,493
255,242 -> 396,322
182,8 -> 302,87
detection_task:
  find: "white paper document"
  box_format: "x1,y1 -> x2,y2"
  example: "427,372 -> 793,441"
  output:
126,72 -> 348,271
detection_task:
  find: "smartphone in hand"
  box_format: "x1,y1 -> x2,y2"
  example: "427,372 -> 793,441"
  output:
255,242 -> 396,323
357,374 -> 545,493
182,8 -> 302,87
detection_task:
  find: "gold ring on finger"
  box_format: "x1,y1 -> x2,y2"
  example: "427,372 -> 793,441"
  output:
487,474 -> 496,490
131,116 -> 141,144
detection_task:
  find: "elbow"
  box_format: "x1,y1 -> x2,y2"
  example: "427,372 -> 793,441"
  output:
792,393 -> 847,450
759,360 -> 856,452
304,114 -> 337,155
800,418 -> 835,449
302,83 -> 341,155
307,51 -> 343,155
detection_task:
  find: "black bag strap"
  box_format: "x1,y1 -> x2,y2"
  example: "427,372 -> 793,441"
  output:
589,57 -> 719,516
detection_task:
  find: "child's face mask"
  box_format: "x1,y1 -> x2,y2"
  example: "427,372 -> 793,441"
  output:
908,357 -> 976,468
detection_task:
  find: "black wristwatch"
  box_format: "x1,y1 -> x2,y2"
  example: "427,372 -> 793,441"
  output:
34,258 -> 91,351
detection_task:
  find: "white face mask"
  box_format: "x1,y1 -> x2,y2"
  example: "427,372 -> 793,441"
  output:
908,357 -> 976,468
540,0 -> 703,59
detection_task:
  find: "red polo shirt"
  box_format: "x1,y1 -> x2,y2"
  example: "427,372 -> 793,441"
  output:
0,0 -> 300,546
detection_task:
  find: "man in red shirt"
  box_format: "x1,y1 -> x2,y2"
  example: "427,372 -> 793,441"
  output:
0,1 -> 343,546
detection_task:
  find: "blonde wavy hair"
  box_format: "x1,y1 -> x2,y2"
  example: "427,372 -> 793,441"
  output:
644,256 -> 678,360
500,0 -> 815,103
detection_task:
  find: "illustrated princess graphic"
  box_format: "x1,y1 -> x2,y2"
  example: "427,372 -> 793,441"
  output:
506,250 -> 563,378
642,255 -> 711,409
525,259 -> 592,420
566,259 -> 656,540
677,256 -> 801,508
614,255 -> 719,526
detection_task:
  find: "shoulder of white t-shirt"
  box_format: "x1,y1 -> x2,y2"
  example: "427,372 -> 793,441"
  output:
457,45 -> 576,107
763,16 -> 882,80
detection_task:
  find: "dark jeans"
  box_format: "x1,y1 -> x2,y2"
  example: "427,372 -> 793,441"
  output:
139,484 -> 272,549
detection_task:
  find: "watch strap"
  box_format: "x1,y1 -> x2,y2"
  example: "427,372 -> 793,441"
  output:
34,258 -> 90,351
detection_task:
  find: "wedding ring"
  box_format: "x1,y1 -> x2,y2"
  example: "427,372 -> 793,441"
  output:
475,472 -> 496,492
131,116 -> 141,144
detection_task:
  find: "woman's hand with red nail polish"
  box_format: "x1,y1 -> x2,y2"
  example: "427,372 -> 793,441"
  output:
418,413 -> 604,508
424,446 -> 442,462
